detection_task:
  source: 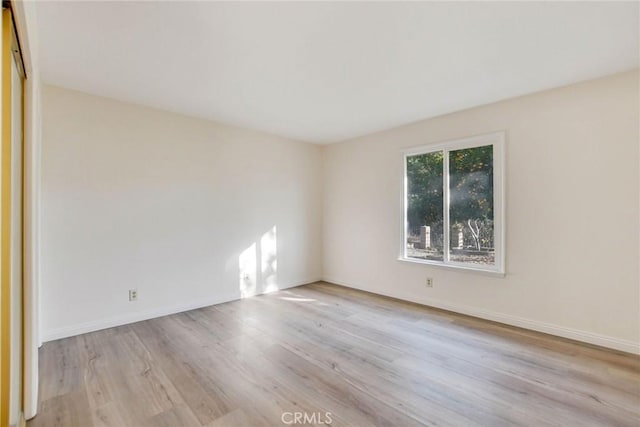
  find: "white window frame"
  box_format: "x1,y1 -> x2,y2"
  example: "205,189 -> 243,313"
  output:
400,131 -> 505,276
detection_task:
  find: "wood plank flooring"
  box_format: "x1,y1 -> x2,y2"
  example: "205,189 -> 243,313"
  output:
29,282 -> 640,426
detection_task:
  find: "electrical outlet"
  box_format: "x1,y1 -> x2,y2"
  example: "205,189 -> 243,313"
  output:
129,289 -> 138,301
426,278 -> 434,288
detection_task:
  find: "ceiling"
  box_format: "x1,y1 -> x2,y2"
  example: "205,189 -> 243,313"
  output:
36,1 -> 639,144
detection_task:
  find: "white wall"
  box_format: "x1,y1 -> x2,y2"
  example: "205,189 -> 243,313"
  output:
323,70 -> 640,354
42,71 -> 639,354
41,85 -> 323,340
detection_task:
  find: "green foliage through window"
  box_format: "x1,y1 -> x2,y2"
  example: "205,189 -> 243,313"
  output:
406,144 -> 495,266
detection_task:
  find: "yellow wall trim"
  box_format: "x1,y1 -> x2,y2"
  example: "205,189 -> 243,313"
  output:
1,7 -> 17,426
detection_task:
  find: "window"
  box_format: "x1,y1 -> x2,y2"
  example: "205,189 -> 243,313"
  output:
402,132 -> 505,274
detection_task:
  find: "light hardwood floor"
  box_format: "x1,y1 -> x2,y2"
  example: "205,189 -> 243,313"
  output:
29,282 -> 640,426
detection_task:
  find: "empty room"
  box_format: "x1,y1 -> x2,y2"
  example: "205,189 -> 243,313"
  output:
0,1 -> 638,426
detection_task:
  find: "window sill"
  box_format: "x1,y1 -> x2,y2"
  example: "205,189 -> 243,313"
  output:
397,256 -> 505,278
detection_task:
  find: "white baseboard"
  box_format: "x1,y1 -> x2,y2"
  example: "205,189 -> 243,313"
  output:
42,278 -> 321,342
323,277 -> 640,355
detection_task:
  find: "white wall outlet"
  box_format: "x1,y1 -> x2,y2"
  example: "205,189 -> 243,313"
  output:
426,278 -> 434,288
129,289 -> 138,301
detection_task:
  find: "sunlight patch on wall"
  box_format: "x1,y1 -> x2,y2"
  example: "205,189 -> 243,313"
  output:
239,242 -> 257,298
261,226 -> 278,293
239,226 -> 278,298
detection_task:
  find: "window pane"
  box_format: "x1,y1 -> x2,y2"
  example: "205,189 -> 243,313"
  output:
449,145 -> 494,265
406,151 -> 444,261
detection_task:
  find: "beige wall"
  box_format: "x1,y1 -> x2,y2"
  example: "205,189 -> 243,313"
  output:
41,85 -> 323,340
323,70 -> 640,353
41,71 -> 639,353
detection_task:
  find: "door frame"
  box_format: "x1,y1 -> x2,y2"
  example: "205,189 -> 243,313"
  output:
1,4 -> 27,426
